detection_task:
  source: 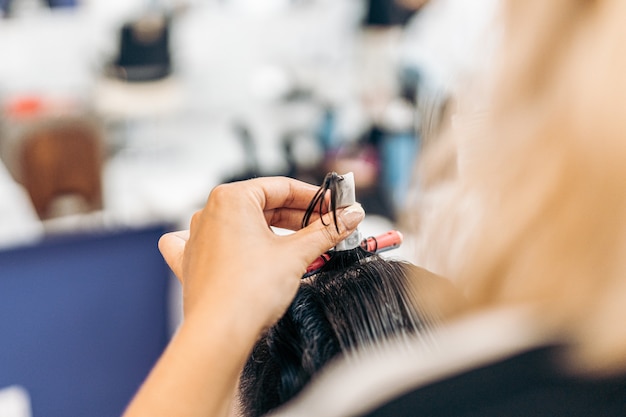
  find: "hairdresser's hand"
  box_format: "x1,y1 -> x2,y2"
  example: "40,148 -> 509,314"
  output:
125,177 -> 363,417
159,176 -> 364,333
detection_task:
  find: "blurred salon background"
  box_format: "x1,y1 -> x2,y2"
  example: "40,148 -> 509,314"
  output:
0,0 -> 498,416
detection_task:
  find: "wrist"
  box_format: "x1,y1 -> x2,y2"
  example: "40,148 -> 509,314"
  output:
182,291 -> 267,354
123,291 -> 264,417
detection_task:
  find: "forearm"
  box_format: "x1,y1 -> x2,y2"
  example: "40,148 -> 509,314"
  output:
123,299 -> 260,417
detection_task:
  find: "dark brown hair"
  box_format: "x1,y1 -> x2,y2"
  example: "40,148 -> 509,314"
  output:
238,173 -> 454,416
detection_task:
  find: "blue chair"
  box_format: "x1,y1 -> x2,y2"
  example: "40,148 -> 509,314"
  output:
0,225 -> 172,417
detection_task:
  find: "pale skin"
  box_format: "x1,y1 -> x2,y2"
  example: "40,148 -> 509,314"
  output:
122,177 -> 365,417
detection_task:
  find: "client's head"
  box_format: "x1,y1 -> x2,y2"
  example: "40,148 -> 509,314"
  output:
238,249 -> 446,417
236,172 -> 461,416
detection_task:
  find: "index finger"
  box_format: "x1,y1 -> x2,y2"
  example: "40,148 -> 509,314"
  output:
205,177 -> 330,232
232,176 -> 326,211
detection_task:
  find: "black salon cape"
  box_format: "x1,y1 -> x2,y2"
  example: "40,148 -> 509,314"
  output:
270,308 -> 626,417
362,345 -> 626,417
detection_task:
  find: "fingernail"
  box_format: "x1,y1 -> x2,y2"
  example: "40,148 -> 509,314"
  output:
339,203 -> 365,230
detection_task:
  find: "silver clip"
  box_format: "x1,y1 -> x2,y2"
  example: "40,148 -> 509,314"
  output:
334,172 -> 362,251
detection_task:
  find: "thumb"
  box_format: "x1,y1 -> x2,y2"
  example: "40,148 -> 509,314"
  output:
158,230 -> 189,282
291,203 -> 365,258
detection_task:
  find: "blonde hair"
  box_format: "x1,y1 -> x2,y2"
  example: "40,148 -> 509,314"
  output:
415,0 -> 626,374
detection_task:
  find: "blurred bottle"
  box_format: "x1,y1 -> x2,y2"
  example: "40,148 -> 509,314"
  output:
379,97 -> 419,212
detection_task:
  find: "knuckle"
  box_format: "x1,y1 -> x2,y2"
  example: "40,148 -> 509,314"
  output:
190,209 -> 203,229
208,183 -> 234,201
269,209 -> 283,226
320,223 -> 338,247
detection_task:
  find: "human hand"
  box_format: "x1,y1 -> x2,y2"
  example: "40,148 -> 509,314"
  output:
158,176 -> 364,333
